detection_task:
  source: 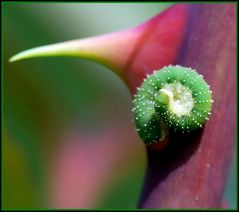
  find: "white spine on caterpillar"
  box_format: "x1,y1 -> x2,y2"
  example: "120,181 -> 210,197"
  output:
133,65 -> 213,145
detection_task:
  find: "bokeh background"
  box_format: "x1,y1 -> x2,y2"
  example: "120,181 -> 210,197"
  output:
3,3 -> 236,209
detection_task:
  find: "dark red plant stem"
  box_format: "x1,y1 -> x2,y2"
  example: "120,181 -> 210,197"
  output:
138,4 -> 236,208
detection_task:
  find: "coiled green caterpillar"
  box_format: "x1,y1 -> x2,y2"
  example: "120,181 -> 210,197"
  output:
133,65 -> 213,145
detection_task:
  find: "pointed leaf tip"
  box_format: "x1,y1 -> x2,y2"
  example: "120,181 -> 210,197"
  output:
8,44 -> 67,63
9,53 -> 22,62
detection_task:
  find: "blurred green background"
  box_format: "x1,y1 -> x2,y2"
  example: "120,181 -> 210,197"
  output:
2,3 -> 236,209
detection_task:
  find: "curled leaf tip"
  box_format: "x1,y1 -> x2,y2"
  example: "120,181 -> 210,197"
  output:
9,44 -> 66,63
9,47 -> 47,63
9,52 -> 27,62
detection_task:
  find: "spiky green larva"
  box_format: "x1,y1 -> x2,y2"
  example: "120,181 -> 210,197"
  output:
133,65 -> 213,145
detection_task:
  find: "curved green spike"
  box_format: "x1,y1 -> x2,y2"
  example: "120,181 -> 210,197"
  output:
9,40 -> 83,62
9,30 -> 139,79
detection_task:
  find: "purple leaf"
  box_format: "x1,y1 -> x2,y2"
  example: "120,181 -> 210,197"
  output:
138,4 -> 236,208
